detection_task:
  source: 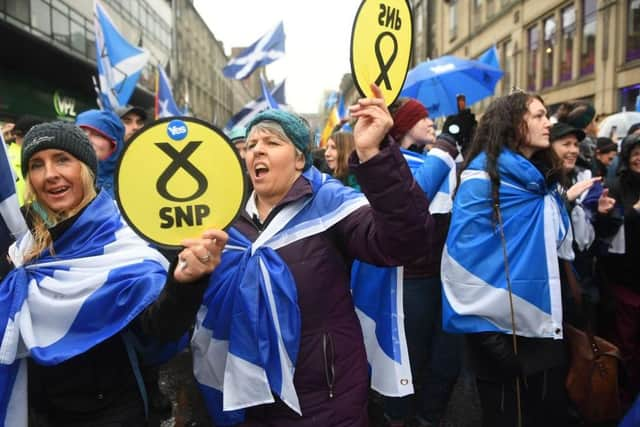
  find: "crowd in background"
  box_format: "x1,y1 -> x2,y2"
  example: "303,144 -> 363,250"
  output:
2,88 -> 640,427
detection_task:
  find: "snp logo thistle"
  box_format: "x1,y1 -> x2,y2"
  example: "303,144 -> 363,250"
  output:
167,120 -> 188,141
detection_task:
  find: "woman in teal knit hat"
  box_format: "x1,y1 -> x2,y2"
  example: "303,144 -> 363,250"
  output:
192,85 -> 441,426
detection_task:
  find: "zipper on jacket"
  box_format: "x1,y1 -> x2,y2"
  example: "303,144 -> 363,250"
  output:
322,332 -> 335,399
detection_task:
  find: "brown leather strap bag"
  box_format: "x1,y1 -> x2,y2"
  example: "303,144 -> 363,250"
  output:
563,261 -> 622,423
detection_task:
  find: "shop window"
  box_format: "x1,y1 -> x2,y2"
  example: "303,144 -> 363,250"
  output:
527,26 -> 539,91
449,0 -> 458,40
542,17 -> 556,88
560,6 -> 575,81
5,0 -> 29,23
473,0 -> 482,29
580,0 -> 596,76
30,0 -> 51,36
52,6 -> 70,45
70,18 -> 85,54
486,0 -> 495,18
501,40 -> 513,95
627,0 -> 640,61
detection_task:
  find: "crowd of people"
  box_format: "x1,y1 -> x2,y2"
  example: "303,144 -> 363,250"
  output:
1,86 -> 640,427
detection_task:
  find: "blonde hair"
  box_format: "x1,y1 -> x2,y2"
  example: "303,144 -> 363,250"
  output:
22,162 -> 97,262
328,131 -> 355,182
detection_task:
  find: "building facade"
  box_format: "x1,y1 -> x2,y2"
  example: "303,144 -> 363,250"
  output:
412,0 -> 639,115
0,0 -> 172,121
173,0 -> 256,126
0,0 -> 257,126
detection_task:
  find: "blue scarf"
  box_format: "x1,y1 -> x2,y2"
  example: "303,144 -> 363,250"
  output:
192,167 -> 411,425
0,190 -> 169,426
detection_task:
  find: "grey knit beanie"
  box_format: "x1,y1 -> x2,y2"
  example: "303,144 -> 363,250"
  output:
21,121 -> 98,179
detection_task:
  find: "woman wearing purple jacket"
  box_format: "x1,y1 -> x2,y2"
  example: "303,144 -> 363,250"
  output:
192,85 -> 443,426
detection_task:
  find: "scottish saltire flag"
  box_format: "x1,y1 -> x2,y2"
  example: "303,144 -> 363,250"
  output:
350,261 -> 412,397
325,91 -> 339,110
478,45 -> 500,69
442,150 -> 572,339
223,21 -> 285,80
0,190 -> 169,426
155,64 -> 181,119
224,80 -> 286,132
259,75 -> 279,110
192,167 -> 411,424
0,137 -> 28,258
94,1 -> 149,110
401,147 -> 457,214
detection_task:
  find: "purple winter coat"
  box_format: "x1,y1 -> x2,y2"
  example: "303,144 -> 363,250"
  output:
232,144 -> 436,426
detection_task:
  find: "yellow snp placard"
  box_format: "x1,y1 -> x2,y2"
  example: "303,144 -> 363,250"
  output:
116,117 -> 246,248
350,0 -> 413,106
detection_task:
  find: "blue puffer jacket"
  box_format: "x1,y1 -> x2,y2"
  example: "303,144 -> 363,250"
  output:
76,109 -> 125,198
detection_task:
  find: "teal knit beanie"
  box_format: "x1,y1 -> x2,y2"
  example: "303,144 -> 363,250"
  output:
246,110 -> 312,170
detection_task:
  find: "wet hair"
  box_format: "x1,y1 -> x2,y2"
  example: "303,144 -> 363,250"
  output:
460,91 -> 560,214
327,131 -> 355,182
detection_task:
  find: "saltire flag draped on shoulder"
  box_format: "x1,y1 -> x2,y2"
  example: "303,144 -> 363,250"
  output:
191,167 -> 412,425
0,190 -> 169,426
223,22 -> 285,80
155,63 -> 182,119
259,75 -> 279,110
0,136 -> 28,259
224,80 -> 286,132
441,149 -> 572,339
401,147 -> 457,214
94,1 -> 149,110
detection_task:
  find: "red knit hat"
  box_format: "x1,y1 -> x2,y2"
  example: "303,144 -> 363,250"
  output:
390,99 -> 428,142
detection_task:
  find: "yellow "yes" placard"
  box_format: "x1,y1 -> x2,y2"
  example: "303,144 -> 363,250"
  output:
350,0 -> 413,106
116,117 -> 246,248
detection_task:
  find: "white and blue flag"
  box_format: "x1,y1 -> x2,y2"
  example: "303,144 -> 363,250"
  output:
402,147 -> 457,214
224,80 -> 286,133
156,63 -> 181,118
94,1 -> 149,110
0,190 -> 169,426
0,137 -> 28,258
259,75 -> 279,110
223,22 -> 285,80
441,150 -> 572,339
192,167 -> 412,425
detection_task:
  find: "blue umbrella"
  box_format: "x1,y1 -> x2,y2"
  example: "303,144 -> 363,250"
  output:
400,55 -> 504,119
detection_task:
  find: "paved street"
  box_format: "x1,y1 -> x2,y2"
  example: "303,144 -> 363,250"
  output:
158,350 -> 483,427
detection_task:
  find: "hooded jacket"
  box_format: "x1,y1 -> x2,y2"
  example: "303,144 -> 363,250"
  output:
76,110 -> 125,198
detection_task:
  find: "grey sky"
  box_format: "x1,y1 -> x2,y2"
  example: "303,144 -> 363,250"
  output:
193,0 -> 361,114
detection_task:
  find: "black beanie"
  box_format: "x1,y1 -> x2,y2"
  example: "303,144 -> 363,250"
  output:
21,121 -> 98,179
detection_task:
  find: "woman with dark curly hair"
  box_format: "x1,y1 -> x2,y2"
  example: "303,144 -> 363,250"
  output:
442,91 -> 571,426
